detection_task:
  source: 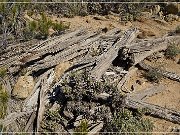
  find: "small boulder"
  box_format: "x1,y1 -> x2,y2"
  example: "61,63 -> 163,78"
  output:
12,76 -> 34,99
48,28 -> 56,36
54,61 -> 71,82
137,29 -> 156,39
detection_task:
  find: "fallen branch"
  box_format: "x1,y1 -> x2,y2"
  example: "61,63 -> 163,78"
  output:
139,62 -> 180,82
125,97 -> 180,124
127,85 -> 165,101
120,36 -> 180,65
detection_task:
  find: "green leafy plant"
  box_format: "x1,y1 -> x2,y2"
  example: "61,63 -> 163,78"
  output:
52,21 -> 70,34
0,84 -> 9,119
74,119 -> 89,135
165,45 -> 180,59
0,67 -> 7,78
144,69 -> 163,83
29,20 -> 38,32
175,26 -> 180,33
104,109 -> 154,134
63,0 -> 88,18
25,13 -> 69,40
41,109 -> 66,132
0,0 -> 31,46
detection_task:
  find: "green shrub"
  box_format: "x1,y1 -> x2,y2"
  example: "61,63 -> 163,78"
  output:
52,22 -> 70,33
144,69 -> 163,83
26,10 -> 34,17
25,13 -> 69,40
64,1 -> 88,17
104,109 -> 154,134
74,119 -> 89,135
0,84 -> 9,119
29,20 -> 38,32
0,67 -> 7,78
165,45 -> 180,59
175,26 -> 180,33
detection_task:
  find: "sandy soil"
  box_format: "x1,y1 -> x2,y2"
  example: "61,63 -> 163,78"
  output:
51,15 -> 180,38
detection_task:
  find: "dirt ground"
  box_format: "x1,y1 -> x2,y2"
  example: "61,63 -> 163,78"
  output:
52,15 -> 180,38
123,55 -> 180,132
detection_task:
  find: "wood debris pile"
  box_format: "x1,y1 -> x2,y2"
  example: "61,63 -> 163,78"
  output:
0,27 -> 180,133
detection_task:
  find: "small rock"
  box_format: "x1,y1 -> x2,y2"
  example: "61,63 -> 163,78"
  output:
48,28 -> 56,36
105,72 -> 115,76
97,93 -> 110,101
54,61 -> 71,82
12,76 -> 34,99
137,29 -> 156,39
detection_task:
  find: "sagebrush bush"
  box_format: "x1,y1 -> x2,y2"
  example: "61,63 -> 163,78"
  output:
24,13 -> 69,40
165,45 -> 180,59
52,22 -> 70,34
0,84 -> 9,119
103,109 -> 154,134
74,119 -> 89,135
144,69 -> 163,83
175,26 -> 180,33
29,20 -> 38,32
0,67 -> 7,78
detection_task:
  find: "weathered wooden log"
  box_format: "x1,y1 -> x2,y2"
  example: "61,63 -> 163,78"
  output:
127,85 -> 165,101
125,98 -> 180,124
21,30 -> 94,64
0,29 -> 85,68
0,111 -> 32,127
90,28 -> 139,80
24,111 -> 36,132
35,69 -> 54,132
139,62 -> 180,82
120,36 -> 180,66
29,28 -> 85,52
88,122 -> 104,135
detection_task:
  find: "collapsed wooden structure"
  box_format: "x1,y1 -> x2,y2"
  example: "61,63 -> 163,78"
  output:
0,27 -> 180,132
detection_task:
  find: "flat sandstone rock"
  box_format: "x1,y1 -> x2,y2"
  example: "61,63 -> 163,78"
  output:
12,76 -> 35,99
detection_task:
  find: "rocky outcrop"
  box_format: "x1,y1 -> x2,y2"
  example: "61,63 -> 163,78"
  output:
12,76 -> 34,99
